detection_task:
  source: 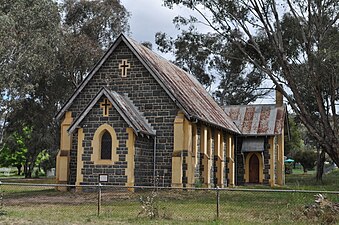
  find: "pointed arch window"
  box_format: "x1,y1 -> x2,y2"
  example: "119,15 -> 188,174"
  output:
91,124 -> 118,165
101,130 -> 112,160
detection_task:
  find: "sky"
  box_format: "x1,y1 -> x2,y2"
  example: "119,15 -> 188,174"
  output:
119,0 -> 277,104
120,0 -> 189,45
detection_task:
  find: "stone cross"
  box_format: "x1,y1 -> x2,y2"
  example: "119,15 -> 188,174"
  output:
119,59 -> 130,77
100,98 -> 112,117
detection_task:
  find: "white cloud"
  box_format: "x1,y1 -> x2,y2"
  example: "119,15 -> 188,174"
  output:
121,0 -> 183,42
120,0 -> 214,59
120,1 -> 278,104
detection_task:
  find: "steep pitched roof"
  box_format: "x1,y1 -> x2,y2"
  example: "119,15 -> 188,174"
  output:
223,104 -> 286,136
56,34 -> 240,133
68,87 -> 155,136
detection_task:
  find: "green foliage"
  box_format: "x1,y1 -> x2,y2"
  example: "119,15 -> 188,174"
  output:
155,29 -> 269,105
0,0 -> 130,178
194,178 -> 203,188
161,0 -> 339,166
294,149 -> 317,173
285,162 -> 293,174
0,0 -> 68,177
63,0 -> 130,49
34,149 -> 50,177
61,0 -> 130,86
0,0 -> 63,98
0,130 -> 28,175
285,116 -> 304,158
0,127 -> 52,177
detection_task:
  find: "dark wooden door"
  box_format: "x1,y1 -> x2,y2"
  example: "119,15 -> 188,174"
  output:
249,154 -> 259,183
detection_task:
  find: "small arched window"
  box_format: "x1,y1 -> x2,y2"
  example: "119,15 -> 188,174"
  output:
101,130 -> 112,160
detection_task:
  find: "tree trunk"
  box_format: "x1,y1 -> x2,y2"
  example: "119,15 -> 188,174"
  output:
16,165 -> 22,176
316,148 -> 325,182
24,161 -> 28,177
323,143 -> 339,170
25,168 -> 31,178
24,160 -> 33,178
302,165 -> 307,174
25,163 -> 34,178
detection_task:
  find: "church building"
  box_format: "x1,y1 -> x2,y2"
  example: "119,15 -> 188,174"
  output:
55,34 -> 286,189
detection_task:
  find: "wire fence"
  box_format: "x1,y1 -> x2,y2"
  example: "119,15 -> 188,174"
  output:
1,182 -> 339,224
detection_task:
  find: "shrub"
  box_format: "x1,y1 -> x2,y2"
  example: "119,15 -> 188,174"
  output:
138,190 -> 159,219
138,190 -> 171,219
294,150 -> 317,173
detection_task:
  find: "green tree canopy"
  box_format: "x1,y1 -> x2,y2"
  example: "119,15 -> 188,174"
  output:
285,116 -> 304,158
155,23 -> 269,105
294,148 -> 317,173
161,0 -> 338,165
0,0 -> 130,177
61,0 -> 130,86
0,131 -> 27,175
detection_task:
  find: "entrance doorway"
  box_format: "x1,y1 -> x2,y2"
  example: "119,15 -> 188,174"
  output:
249,154 -> 259,183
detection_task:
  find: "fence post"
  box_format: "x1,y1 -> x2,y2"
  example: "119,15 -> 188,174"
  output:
0,181 -> 3,215
97,183 -> 102,216
216,186 -> 220,219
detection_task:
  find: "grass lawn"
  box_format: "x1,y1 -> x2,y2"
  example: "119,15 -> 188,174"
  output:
287,169 -> 339,190
1,171 -> 339,224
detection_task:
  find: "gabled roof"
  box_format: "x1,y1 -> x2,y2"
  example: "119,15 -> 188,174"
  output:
56,34 -> 240,133
223,104 -> 286,136
68,87 -> 155,136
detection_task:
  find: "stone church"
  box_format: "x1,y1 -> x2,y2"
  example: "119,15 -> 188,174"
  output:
55,34 -> 286,189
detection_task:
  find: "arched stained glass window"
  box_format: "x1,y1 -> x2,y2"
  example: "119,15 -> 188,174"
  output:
101,130 -> 112,160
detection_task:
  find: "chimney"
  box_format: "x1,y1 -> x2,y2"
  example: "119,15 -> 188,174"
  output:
275,87 -> 283,107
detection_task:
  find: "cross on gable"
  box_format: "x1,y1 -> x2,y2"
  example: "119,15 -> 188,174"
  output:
119,59 -> 130,77
100,98 -> 112,117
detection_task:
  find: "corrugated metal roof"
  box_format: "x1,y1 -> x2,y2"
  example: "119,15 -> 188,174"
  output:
125,36 -> 240,133
109,91 -> 155,136
55,34 -> 239,133
224,105 -> 286,135
68,87 -> 155,136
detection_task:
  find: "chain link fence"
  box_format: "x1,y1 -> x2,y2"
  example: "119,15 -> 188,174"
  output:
1,181 -> 339,224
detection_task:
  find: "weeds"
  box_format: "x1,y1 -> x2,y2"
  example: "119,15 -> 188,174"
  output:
303,194 -> 339,225
138,190 -> 159,219
194,178 -> 203,188
138,189 -> 172,220
0,182 -> 6,216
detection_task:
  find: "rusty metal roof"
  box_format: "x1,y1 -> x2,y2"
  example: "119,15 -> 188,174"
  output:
68,87 -> 155,136
55,34 -> 239,133
125,36 -> 240,133
109,91 -> 156,136
223,105 -> 286,135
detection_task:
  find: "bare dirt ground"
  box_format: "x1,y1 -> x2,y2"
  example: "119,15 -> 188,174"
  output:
3,191 -> 135,206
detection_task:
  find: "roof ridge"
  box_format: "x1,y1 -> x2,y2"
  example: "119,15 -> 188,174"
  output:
56,34 -> 240,133
125,36 -> 203,85
117,92 -> 156,135
124,36 -> 240,133
55,34 -> 126,121
68,87 -> 155,136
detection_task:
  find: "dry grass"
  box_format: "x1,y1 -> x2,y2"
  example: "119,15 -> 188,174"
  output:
1,171 -> 339,224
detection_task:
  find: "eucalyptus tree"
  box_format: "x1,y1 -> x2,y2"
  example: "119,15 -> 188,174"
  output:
156,24 -> 269,105
0,0 -> 130,177
61,0 -> 130,86
0,0 -> 66,177
162,0 -> 339,165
